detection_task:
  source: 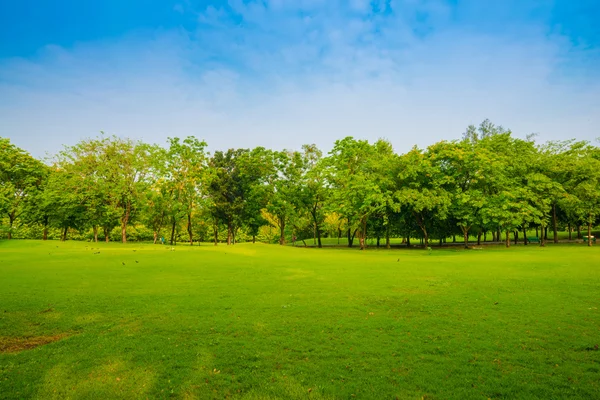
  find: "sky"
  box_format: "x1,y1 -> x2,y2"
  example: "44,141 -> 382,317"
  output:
0,0 -> 599,158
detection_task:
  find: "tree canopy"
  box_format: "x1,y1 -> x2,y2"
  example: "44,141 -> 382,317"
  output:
2,120 -> 599,248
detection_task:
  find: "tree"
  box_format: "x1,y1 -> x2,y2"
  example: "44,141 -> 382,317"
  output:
163,137 -> 207,245
396,145 -> 452,248
569,146 -> 600,246
325,138 -> 390,250
266,150 -> 304,245
431,140 -> 488,248
298,144 -> 328,248
237,147 -> 274,243
207,149 -> 253,245
58,134 -> 156,243
20,165 -> 52,240
0,138 -> 46,239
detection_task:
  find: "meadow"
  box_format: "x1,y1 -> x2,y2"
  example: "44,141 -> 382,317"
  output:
1,240 -> 599,399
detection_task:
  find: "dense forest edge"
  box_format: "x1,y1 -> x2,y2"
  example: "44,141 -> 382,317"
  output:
2,119 -> 600,249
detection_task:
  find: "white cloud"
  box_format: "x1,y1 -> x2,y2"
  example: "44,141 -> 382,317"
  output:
0,2 -> 599,158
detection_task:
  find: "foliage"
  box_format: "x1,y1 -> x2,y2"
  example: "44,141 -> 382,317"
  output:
2,121 -> 600,247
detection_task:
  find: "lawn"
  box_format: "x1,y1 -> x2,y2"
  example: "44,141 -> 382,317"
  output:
1,240 -> 599,399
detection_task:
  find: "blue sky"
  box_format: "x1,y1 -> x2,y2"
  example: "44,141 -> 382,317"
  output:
0,0 -> 599,157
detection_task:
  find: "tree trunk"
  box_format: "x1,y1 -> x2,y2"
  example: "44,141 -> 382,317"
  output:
577,225 -> 582,239
61,226 -> 68,242
252,235 -> 256,244
359,217 -> 367,250
406,236 -> 411,247
514,230 -> 518,245
278,216 -> 285,245
414,212 -> 429,248
540,223 -> 546,247
385,225 -> 390,249
483,231 -> 487,242
311,209 -> 322,248
568,223 -> 572,240
347,228 -> 355,247
43,226 -> 48,241
153,231 -> 158,244
552,203 -> 558,243
317,225 -> 322,248
228,219 -> 233,245
544,226 -> 548,241
121,204 -> 130,243
588,220 -> 593,247
93,226 -> 98,242
462,227 -> 469,249
535,226 -> 539,237
505,230 -> 510,248
170,219 -> 177,245
7,213 -> 15,239
187,213 -> 193,246
376,236 -> 380,248
477,231 -> 482,245
213,219 -> 219,246
358,231 -> 365,250
523,228 -> 528,245
104,227 -> 110,242
121,223 -> 127,243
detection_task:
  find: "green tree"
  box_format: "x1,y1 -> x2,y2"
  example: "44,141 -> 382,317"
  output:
298,144 -> 328,248
207,149 -> 252,245
266,150 -> 305,245
569,146 -> 600,246
0,138 -> 46,239
59,135 -> 156,243
396,145 -> 452,248
237,147 -> 275,243
325,138 -> 389,250
163,137 -> 207,245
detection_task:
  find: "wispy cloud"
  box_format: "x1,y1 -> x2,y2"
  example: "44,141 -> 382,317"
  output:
0,0 -> 599,157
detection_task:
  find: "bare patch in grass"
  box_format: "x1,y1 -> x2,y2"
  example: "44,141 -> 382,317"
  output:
0,333 -> 70,353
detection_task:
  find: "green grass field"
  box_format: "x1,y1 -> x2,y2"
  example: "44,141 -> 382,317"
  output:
1,240 -> 599,399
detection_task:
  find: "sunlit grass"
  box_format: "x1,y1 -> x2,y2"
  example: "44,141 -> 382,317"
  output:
1,240 -> 599,399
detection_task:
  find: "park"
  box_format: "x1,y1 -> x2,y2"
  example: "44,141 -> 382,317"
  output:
2,1 -> 600,397
2,122 -> 600,398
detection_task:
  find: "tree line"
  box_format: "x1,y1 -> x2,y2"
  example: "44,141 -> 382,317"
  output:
2,120 -> 600,249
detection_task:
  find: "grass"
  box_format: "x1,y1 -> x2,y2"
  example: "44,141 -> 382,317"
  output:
1,240 -> 599,399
